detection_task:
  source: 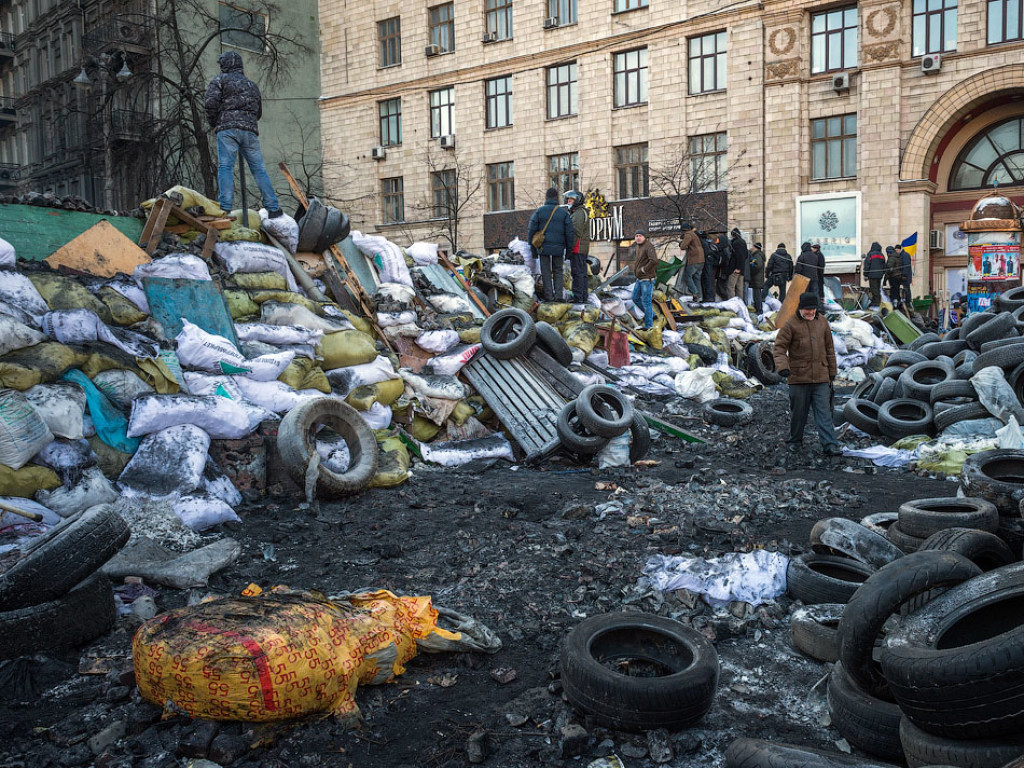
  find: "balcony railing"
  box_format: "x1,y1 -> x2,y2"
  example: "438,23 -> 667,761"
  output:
82,16 -> 153,54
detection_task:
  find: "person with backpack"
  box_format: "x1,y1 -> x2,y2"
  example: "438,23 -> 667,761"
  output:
526,187 -> 574,302
886,245 -> 905,311
764,243 -> 794,302
862,242 -> 886,309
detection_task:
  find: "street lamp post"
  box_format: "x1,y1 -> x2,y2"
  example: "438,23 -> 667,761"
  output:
74,51 -> 132,209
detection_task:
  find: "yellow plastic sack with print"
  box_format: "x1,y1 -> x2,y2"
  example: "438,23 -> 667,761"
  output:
233,272 -> 288,291
248,291 -> 322,315
563,321 -> 599,355
459,327 -> 481,345
133,587 -> 498,723
341,310 -> 373,336
682,326 -> 712,347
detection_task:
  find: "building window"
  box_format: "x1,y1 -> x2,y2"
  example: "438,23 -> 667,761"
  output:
429,3 -> 455,52
614,0 -> 648,12
950,116 -> 1024,190
432,169 -> 455,218
486,0 -> 513,39
914,0 -> 957,54
487,162 -> 515,211
378,17 -> 401,67
988,0 -> 1024,43
546,62 -> 577,119
613,48 -> 648,107
811,114 -> 857,180
381,177 -> 404,223
485,76 -> 512,129
548,0 -> 577,25
429,87 -> 454,137
811,6 -> 858,73
548,152 -> 579,193
219,2 -> 267,52
688,31 -> 727,94
689,132 -> 728,191
615,144 -> 649,199
378,98 -> 402,146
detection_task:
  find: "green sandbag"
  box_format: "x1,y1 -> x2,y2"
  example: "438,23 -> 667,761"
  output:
701,316 -> 731,329
0,464 -> 60,497
686,354 -> 702,370
278,357 -> 317,390
707,328 -> 730,351
373,377 -> 405,406
459,327 -> 482,344
233,271 -> 288,291
466,394 -> 493,423
320,330 -> 377,371
0,342 -> 82,390
369,435 -> 410,488
88,435 -> 133,478
229,208 -> 262,229
97,286 -> 147,326
916,449 -> 968,476
78,346 -> 144,380
219,225 -> 263,242
683,326 -> 713,346
411,415 -> 441,442
450,400 -> 475,426
563,321 -> 599,355
634,325 -> 663,350
537,303 -> 571,324
249,291 -> 322,314
224,290 -> 260,320
346,385 -> 377,411
28,274 -> 112,324
341,310 -> 373,336
142,185 -> 223,216
301,366 -> 330,393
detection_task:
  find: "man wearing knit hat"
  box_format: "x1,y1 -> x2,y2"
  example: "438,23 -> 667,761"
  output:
773,292 -> 842,456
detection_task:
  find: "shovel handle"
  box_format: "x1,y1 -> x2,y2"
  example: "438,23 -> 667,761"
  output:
0,501 -> 43,522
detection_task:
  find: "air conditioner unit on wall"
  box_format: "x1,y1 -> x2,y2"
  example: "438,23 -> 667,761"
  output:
930,229 -> 943,249
425,44 -> 441,56
371,146 -> 386,160
481,31 -> 498,43
922,54 -> 942,74
832,72 -> 850,92
439,135 -> 455,149
543,16 -> 558,28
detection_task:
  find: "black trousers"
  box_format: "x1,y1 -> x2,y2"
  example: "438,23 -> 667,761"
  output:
538,253 -> 564,302
765,275 -> 787,302
868,278 -> 882,307
569,252 -> 589,304
701,261 -> 715,303
750,285 -> 763,313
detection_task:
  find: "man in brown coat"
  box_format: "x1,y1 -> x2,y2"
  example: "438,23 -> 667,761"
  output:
677,222 -> 704,300
632,231 -> 658,329
773,292 -> 842,456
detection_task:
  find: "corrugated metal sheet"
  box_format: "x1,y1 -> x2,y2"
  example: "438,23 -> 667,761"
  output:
417,264 -> 486,319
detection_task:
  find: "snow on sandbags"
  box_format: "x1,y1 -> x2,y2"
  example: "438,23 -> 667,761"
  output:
35,466 -> 119,517
406,242 -> 439,266
351,230 -> 412,287
420,434 -> 514,467
325,356 -> 399,397
362,401 -> 392,430
232,377 -> 324,414
41,309 -> 159,359
260,210 -> 300,254
0,388 -> 53,469
399,370 -> 467,400
378,310 -> 418,328
0,497 -> 61,527
127,394 -> 269,439
507,237 -> 536,275
134,253 -> 211,283
0,237 -> 15,267
416,330 -> 460,354
214,241 -> 300,292
119,424 -> 210,499
427,292 -> 474,315
91,369 -> 155,410
175,320 -> 293,381
0,270 -> 50,322
0,315 -> 46,357
104,275 -> 149,314
24,383 -> 87,440
377,282 -> 417,304
235,322 -> 324,347
32,438 -> 96,480
259,301 -> 353,333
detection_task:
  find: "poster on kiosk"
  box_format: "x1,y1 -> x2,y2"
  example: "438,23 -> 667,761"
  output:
967,231 -> 1021,314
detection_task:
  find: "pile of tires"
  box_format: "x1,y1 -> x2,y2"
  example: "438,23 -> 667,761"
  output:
961,448 -> 1024,556
556,384 -> 649,462
0,504 -> 129,660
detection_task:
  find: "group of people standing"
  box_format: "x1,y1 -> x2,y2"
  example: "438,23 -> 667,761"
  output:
862,242 -> 914,311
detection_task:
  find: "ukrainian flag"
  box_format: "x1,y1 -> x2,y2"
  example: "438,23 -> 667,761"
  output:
901,232 -> 918,258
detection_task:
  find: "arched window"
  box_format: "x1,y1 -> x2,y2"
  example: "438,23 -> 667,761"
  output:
950,116 -> 1024,191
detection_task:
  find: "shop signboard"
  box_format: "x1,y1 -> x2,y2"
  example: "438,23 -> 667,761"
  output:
795,192 -> 861,273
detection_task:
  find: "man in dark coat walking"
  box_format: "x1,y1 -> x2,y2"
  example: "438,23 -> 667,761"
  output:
204,51 -> 282,216
863,242 -> 886,308
764,243 -> 793,302
527,187 -> 575,302
729,228 -> 749,301
749,242 -> 766,314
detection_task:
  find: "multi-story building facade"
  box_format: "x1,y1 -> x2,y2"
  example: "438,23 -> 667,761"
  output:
320,0 -> 1024,299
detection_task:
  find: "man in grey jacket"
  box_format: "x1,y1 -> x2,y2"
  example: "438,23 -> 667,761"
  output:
527,187 -> 575,302
564,190 -> 590,307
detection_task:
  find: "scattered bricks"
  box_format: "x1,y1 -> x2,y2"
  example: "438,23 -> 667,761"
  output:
209,432 -> 266,494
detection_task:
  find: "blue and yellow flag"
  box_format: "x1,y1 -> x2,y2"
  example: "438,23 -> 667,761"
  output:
901,232 -> 918,258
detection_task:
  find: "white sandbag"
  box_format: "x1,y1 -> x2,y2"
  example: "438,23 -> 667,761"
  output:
231,377 -> 324,413
420,434 -> 514,467
127,394 -> 257,439
0,270 -> 49,321
325,356 -> 399,397
260,211 -> 300,254
134,253 -> 211,283
0,300 -> 40,328
674,368 -> 719,402
416,330 -> 460,354
427,292 -> 473,315
382,322 -> 422,339
0,315 -> 46,357
430,344 -> 481,376
91,369 -> 155,410
175,319 -> 294,381
172,494 -> 241,532
180,373 -> 278,427
200,461 -> 244,507
0,496 -> 61,527
317,433 -> 350,472
0,389 -> 54,470
35,466 -> 119,517
351,230 -> 412,287
597,432 -> 631,468
41,309 -> 159,359
378,310 -> 418,328
24,384 -> 87,441
377,282 -> 417,304
182,371 -> 245,400
32,438 -> 95,478
259,301 -> 353,333
0,237 -> 15,267
507,236 -> 537,275
399,370 -> 468,400
406,242 -> 439,266
361,401 -> 392,430
104,275 -> 149,313
235,322 -> 323,347
213,240 -> 299,292
118,424 -> 210,499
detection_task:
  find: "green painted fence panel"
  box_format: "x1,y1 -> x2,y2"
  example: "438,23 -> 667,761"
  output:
0,204 -> 144,262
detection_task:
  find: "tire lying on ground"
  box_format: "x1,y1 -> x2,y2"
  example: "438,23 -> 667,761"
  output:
702,398 -> 753,428
724,737 -> 900,768
960,449 -> 1024,515
576,384 -> 633,438
628,411 -> 651,463
934,401 -> 990,433
886,521 -> 927,553
827,661 -> 905,762
861,511 -> 899,538
880,561 -> 1024,739
899,715 -> 1024,768
790,603 -> 844,662
972,341 -> 1024,374
0,504 -> 129,610
998,286 -> 1024,313
809,517 -> 904,568
918,340 -> 969,359
786,553 -> 875,605
878,399 -> 933,440
838,550 -> 981,700
534,321 -> 573,366
920,527 -> 1016,571
898,360 -> 954,402
556,401 -> 608,455
961,310 -> 998,341
997,515 -> 1024,557
0,573 -> 115,660
978,335 -> 1024,354
480,307 -> 536,359
929,379 -> 976,404
843,398 -> 882,435
898,496 -> 999,539
1009,361 -> 1024,405
277,397 -> 378,498
560,612 -> 719,732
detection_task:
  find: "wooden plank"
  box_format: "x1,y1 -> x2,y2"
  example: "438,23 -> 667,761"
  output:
475,359 -> 553,448
657,300 -> 678,331
465,369 -> 544,453
777,274 -> 811,328
0,203 -> 144,263
45,220 -> 151,277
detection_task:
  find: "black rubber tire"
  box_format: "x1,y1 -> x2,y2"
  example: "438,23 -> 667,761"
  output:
313,206 -> 342,254
930,379 -> 977,404
878,399 -> 933,440
838,550 -> 981,700
946,326 -> 962,339
920,527 -> 1017,572
887,350 -> 928,368
872,377 -> 897,405
899,360 -> 954,401
861,511 -> 898,537
854,373 -> 882,401
973,341 -> 1024,375
886,521 -> 927,553
687,343 -> 719,366
954,349 -> 979,367
296,197 -> 328,252
576,384 -> 633,438
933,399 -> 975,415
0,505 -> 129,610
277,397 -> 378,497
1009,361 -> 1024,406
702,398 -> 753,428
790,604 -> 843,662
586,255 -> 601,276
900,716 -> 1024,768
628,411 -> 651,463
898,497 -> 999,538
827,662 -> 904,763
786,553 -> 875,605
480,308 -> 536,360
979,335 -> 1024,354
843,398 -> 882,435
0,574 -> 115,660
998,287 -> 1024,313
877,365 -> 906,380
996,515 -> 1024,557
919,340 -> 970,359
967,311 -> 1016,351
809,517 -> 904,568
534,321 -> 572,366
934,401 -> 990,432
962,311 -> 998,341
880,561 -> 1024,739
909,333 -> 942,351
748,340 -> 781,385
954,362 -> 975,380
556,401 -> 608,455
724,737 -> 899,768
960,449 -> 1024,515
560,612 -> 719,732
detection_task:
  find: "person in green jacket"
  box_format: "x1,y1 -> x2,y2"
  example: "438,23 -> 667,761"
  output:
564,190 -> 590,308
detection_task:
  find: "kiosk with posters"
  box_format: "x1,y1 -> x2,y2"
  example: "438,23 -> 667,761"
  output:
961,196 -> 1023,315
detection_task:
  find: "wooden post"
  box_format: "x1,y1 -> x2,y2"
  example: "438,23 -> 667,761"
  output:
776,274 -> 811,328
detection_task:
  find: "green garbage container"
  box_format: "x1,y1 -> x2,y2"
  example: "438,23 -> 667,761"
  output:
882,309 -> 923,345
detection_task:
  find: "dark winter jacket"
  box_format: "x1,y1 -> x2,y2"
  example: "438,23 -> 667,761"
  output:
773,311 -> 837,385
766,248 -> 793,280
701,236 -> 719,269
749,246 -> 766,288
570,204 -> 590,256
204,51 -> 262,134
886,252 -> 904,286
527,194 -> 574,258
633,239 -> 658,280
731,232 -> 749,280
679,230 -> 704,266
794,242 -> 821,292
863,242 -> 886,280
717,237 -> 737,275
900,250 -> 913,282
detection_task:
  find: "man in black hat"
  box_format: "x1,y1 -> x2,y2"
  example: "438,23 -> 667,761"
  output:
810,243 -> 826,308
773,291 -> 842,456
